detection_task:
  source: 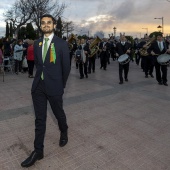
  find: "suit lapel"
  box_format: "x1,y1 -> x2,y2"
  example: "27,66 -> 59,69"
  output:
37,38 -> 43,63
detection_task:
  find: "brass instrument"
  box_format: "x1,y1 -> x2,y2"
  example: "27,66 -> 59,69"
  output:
68,34 -> 77,50
139,36 -> 155,56
90,36 -> 102,57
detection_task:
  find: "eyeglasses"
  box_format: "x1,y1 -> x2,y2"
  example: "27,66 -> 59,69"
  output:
41,21 -> 53,25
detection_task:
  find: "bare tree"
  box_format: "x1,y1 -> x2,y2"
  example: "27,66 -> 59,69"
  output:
4,0 -> 67,37
4,0 -> 34,37
62,21 -> 74,38
30,0 -> 67,33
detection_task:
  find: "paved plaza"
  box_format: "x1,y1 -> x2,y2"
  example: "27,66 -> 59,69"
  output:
0,59 -> 170,170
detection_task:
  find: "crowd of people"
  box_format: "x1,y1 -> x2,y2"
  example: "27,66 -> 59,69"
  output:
0,32 -> 170,86
69,32 -> 170,86
0,38 -> 35,78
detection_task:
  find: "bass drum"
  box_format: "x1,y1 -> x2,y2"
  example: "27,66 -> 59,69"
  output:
157,54 -> 170,65
118,54 -> 130,65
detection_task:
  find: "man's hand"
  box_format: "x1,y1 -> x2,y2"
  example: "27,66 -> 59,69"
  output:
166,49 -> 170,53
151,51 -> 156,56
126,49 -> 131,54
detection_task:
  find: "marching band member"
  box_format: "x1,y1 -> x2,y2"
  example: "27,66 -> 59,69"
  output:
99,38 -> 109,70
148,33 -> 170,86
88,38 -> 96,73
138,34 -> 154,78
116,34 -> 132,84
75,39 -> 90,79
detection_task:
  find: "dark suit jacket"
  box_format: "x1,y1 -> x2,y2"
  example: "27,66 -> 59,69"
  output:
116,42 -> 132,59
147,41 -> 167,56
32,35 -> 70,96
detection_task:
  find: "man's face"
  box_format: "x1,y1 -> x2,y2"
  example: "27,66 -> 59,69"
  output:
120,36 -> 126,42
40,17 -> 56,34
157,35 -> 163,42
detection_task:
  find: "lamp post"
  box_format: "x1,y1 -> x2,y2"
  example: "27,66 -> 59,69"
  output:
154,17 -> 164,34
113,27 -> 116,37
142,28 -> 148,35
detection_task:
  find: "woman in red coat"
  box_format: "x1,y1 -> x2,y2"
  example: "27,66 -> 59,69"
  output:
27,40 -> 34,78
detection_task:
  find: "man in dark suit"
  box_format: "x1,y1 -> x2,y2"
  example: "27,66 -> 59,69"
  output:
21,14 -> 70,168
138,34 -> 154,78
148,33 -> 170,86
116,35 -> 132,84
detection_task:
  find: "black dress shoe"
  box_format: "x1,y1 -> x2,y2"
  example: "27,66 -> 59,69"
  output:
145,75 -> 148,78
80,76 -> 84,79
86,75 -> 88,78
119,81 -> 123,84
125,78 -> 128,82
163,82 -> 168,86
59,131 -> 68,147
158,82 -> 163,85
21,151 -> 43,167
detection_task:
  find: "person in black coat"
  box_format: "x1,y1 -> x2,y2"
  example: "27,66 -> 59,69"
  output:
137,34 -> 154,78
76,39 -> 90,79
148,33 -> 170,86
21,14 -> 70,168
116,35 -> 132,84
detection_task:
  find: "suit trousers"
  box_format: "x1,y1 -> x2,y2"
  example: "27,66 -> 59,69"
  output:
32,79 -> 68,153
119,63 -> 129,82
88,57 -> 96,73
79,62 -> 87,77
154,61 -> 167,83
144,56 -> 154,76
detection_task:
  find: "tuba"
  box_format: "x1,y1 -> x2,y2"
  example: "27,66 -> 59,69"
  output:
90,36 -> 102,57
139,36 -> 155,56
68,34 -> 77,50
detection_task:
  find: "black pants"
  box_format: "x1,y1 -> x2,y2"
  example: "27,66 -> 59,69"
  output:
27,60 -> 34,76
144,56 -> 154,76
135,53 -> 140,65
141,56 -> 145,71
119,63 -> 129,82
32,80 -> 68,153
155,61 -> 167,83
100,51 -> 107,69
15,60 -> 22,73
79,62 -> 87,77
88,57 -> 96,73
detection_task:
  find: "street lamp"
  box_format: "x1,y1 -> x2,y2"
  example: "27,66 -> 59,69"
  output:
113,27 -> 116,37
142,28 -> 148,35
154,17 -> 164,34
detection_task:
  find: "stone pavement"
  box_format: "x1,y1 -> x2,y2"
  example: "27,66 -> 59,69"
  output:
0,59 -> 170,170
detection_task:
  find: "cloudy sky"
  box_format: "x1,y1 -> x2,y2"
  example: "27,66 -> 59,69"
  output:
0,0 -> 170,38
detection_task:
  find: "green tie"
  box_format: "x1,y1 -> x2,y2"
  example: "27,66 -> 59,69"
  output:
41,38 -> 49,80
43,38 -> 49,62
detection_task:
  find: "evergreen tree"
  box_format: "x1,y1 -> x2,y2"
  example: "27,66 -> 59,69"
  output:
26,23 -> 36,39
56,17 -> 62,38
5,22 -> 10,38
9,22 -> 13,37
18,27 -> 26,39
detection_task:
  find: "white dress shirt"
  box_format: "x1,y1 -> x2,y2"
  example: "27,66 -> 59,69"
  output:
42,33 -> 54,57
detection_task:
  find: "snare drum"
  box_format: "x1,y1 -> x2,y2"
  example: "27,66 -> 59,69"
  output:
118,54 -> 130,65
157,54 -> 170,65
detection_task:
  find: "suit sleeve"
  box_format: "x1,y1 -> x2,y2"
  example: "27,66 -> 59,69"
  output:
62,41 -> 71,88
33,42 -> 38,68
147,43 -> 154,55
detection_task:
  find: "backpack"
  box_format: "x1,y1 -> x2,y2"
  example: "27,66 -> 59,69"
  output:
75,49 -> 82,63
